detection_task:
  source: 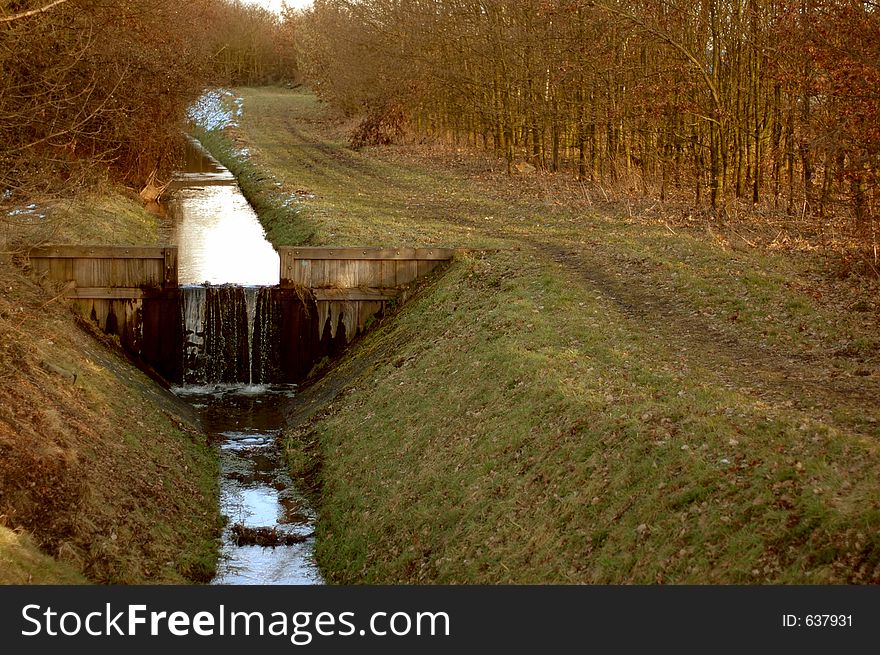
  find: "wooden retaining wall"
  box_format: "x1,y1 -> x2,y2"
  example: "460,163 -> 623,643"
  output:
279,247 -> 454,343
28,245 -> 181,380
28,244 -> 455,382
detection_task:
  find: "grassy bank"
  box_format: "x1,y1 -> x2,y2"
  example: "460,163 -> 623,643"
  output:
224,87 -> 879,583
295,251 -> 878,583
193,126 -> 316,247
1,188 -> 220,583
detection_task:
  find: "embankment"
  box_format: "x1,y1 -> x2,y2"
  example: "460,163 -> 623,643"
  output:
282,250 -> 880,584
199,87 -> 880,584
0,189 -> 219,584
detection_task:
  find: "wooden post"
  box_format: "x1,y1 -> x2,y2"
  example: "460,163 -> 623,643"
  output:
163,247 -> 178,289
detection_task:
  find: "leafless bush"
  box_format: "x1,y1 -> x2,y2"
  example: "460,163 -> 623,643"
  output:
349,104 -> 409,149
0,1 -> 219,208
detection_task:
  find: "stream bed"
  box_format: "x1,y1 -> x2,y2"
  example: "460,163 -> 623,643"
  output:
165,137 -> 323,585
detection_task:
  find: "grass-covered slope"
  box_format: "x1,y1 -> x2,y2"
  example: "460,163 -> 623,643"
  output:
0,526 -> 86,584
213,87 -> 879,583
0,189 -> 220,583
297,251 -> 879,583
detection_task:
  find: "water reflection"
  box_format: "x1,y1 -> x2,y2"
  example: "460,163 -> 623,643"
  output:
167,139 -> 279,286
167,137 -> 320,586
175,385 -> 322,586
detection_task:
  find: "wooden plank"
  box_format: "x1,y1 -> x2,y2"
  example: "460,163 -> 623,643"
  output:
30,245 -> 167,259
316,301 -> 331,341
72,258 -> 90,285
70,299 -> 92,325
278,247 -> 455,261
356,259 -> 380,287
74,257 -> 110,287
48,258 -> 73,282
163,247 -> 178,288
89,299 -> 109,331
306,260 -> 321,287
297,260 -> 312,286
280,250 -> 305,286
380,260 -> 397,287
316,260 -> 332,287
357,300 -> 384,333
29,258 -> 50,276
327,260 -> 339,288
334,260 -> 358,287
118,299 -> 142,353
32,248 -> 172,289
66,287 -> 148,300
280,258 -> 309,287
341,300 -> 356,342
110,258 -> 133,287
312,289 -> 395,301
148,259 -> 165,286
395,260 -> 419,286
417,260 -> 438,278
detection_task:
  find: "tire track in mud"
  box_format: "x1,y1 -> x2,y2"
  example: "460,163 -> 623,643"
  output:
241,103 -> 879,435
526,236 -> 880,434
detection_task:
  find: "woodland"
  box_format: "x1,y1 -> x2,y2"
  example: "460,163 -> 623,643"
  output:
299,0 -> 880,257
1,0 -> 880,585
2,0 -> 878,261
0,0 -> 296,204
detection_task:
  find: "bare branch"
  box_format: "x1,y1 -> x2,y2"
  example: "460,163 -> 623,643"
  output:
0,0 -> 69,24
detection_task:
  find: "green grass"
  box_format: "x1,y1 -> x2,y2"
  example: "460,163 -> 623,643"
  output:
194,125 -> 316,246
197,87 -> 509,248
39,308 -> 222,584
304,252 -> 880,583
51,188 -> 163,244
211,86 -> 880,583
0,526 -> 87,584
4,185 -> 163,249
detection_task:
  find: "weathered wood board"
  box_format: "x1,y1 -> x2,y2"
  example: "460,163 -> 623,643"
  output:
279,246 -> 454,347
28,245 -> 179,377
279,247 -> 452,291
29,245 -> 175,290
27,244 -> 455,382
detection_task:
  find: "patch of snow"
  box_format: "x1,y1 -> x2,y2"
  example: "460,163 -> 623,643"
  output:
7,204 -> 39,217
6,203 -> 45,223
280,190 -> 315,208
188,89 -> 244,132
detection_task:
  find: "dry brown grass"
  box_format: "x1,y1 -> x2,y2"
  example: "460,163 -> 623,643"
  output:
0,263 -> 220,582
0,182 -> 222,583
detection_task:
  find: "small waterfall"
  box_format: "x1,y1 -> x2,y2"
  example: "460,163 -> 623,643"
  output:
181,285 -> 285,385
182,286 -> 207,383
253,286 -> 283,383
244,287 -> 258,384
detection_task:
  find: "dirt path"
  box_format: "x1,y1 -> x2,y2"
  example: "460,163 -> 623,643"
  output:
236,88 -> 880,437
531,238 -> 879,433
215,88 -> 880,584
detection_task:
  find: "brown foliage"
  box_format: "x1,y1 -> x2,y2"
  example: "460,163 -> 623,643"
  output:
0,0 -> 220,202
349,103 -> 409,149
297,0 -> 880,256
205,1 -> 299,87
0,266 -> 217,582
0,0 -> 300,210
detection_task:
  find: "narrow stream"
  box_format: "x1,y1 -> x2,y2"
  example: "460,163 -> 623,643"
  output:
168,136 -> 279,286
165,137 -> 323,585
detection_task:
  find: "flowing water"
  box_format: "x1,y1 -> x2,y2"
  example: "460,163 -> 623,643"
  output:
168,136 -> 279,287
175,384 -> 321,585
167,137 -> 323,585
180,286 -> 287,386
